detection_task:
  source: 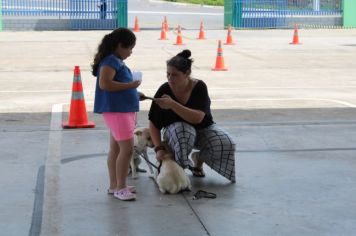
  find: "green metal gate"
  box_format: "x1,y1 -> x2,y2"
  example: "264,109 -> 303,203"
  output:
0,0 -> 128,30
225,0 -> 344,29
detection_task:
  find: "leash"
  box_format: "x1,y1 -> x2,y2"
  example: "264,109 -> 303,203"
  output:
192,190 -> 217,200
135,149 -> 216,200
134,149 -> 162,173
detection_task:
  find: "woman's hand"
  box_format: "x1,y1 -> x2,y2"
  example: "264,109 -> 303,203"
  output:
138,91 -> 145,101
154,94 -> 175,109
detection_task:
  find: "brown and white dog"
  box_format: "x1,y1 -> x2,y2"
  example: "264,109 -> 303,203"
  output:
153,143 -> 191,194
130,127 -> 154,179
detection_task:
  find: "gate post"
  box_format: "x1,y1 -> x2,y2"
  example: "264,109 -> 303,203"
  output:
225,0 -> 242,28
0,0 -> 3,31
313,0 -> 320,11
117,0 -> 127,28
224,0 -> 233,28
233,0 -> 243,28
343,0 -> 356,27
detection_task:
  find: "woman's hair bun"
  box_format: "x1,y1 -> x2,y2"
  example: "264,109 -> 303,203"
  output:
177,49 -> 191,59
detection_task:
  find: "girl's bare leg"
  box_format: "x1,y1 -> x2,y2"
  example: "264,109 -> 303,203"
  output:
107,133 -> 119,189
116,138 -> 134,190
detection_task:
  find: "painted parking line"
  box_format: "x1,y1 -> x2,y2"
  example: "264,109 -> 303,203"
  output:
41,103 -> 63,236
210,98 -> 356,108
2,86 -> 356,93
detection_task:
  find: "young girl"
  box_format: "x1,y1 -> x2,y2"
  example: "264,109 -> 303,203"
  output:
92,28 -> 141,201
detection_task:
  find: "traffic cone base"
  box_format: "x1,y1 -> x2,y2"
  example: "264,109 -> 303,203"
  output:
62,66 -> 95,129
159,33 -> 168,40
212,58 -> 228,70
197,32 -> 205,40
290,38 -> 302,45
62,121 -> 95,129
212,67 -> 228,71
290,33 -> 302,44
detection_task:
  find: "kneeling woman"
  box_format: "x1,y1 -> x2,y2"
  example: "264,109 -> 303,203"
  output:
148,49 -> 236,182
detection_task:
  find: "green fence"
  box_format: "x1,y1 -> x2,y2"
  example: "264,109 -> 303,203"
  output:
0,0 -> 127,31
343,0 -> 356,27
117,0 -> 128,28
224,0 -> 345,28
224,0 -> 233,27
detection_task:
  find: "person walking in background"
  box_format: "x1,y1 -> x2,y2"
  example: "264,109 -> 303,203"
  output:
98,0 -> 107,19
92,28 -> 141,201
148,49 -> 236,183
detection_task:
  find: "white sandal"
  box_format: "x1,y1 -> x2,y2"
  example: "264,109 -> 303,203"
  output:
108,186 -> 136,194
114,188 -> 136,201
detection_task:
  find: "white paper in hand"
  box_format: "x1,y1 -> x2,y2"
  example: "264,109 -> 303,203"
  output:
132,71 -> 142,82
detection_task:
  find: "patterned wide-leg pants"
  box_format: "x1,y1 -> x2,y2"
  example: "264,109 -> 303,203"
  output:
162,122 -> 236,182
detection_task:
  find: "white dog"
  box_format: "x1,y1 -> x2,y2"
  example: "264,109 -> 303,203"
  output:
153,143 -> 191,194
130,127 -> 154,178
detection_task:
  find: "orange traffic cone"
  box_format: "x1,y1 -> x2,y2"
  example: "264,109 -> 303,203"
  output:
159,22 -> 168,40
197,21 -> 206,40
133,16 -> 140,32
174,25 -> 185,45
224,24 -> 235,45
290,23 -> 301,45
212,40 -> 227,71
62,66 -> 95,129
164,16 -> 169,32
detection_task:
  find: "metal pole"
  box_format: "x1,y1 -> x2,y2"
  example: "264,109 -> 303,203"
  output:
343,0 -> 356,27
117,0 -> 127,28
0,0 -> 2,31
313,0 -> 320,11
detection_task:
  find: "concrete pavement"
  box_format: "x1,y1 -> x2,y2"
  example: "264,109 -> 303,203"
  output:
0,29 -> 356,236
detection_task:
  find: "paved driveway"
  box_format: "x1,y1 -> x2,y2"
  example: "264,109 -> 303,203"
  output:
0,29 -> 356,235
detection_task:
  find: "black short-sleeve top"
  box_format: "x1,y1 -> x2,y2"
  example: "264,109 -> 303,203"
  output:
148,80 -> 214,130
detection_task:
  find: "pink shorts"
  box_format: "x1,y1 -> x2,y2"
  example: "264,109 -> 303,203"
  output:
102,112 -> 136,141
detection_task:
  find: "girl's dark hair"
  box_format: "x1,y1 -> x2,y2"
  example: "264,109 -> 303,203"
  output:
167,49 -> 194,74
91,28 -> 136,76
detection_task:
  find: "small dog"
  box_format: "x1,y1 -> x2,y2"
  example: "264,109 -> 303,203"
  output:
130,127 -> 154,178
153,143 -> 191,194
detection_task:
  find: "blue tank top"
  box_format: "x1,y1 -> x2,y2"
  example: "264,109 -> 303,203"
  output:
94,54 -> 139,113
